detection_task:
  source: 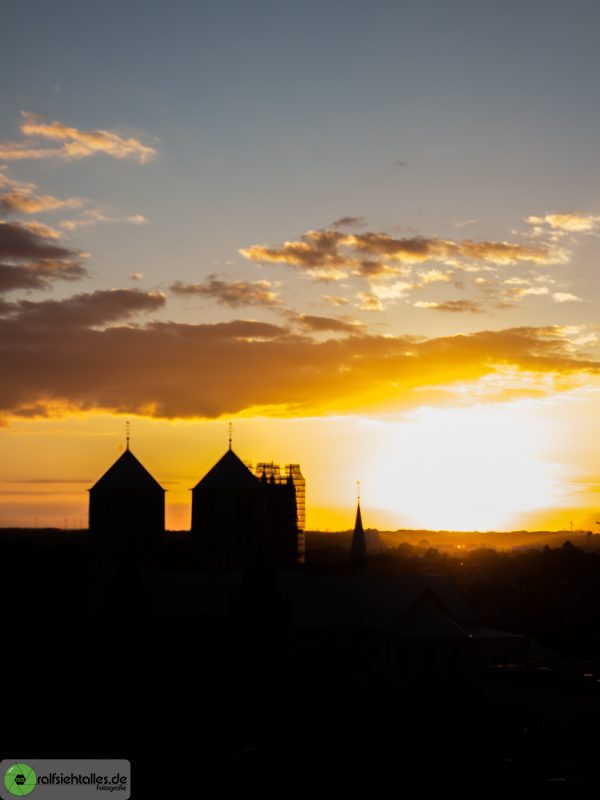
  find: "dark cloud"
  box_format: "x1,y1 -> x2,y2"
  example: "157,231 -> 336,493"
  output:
330,216 -> 367,230
0,261 -> 86,293
0,298 -> 596,419
0,289 -> 166,329
171,275 -> 279,307
0,221 -> 76,262
0,221 -> 86,294
296,314 -> 363,333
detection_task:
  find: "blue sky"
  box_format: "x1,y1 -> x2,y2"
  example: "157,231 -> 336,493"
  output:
3,0 -> 600,331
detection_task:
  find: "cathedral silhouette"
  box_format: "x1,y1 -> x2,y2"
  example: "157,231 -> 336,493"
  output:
88,433 -> 528,680
89,438 -> 305,568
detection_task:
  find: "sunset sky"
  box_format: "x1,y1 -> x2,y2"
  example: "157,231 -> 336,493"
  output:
2,0 -> 600,531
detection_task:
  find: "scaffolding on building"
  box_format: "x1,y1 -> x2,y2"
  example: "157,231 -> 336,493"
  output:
255,461 -> 306,564
285,464 -> 305,531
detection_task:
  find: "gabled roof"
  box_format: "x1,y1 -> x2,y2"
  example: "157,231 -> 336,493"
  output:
269,573 -> 478,629
395,586 -> 472,639
193,448 -> 260,491
90,448 -> 164,492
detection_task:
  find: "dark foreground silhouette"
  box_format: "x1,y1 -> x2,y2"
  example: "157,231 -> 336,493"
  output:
3,529 -> 600,797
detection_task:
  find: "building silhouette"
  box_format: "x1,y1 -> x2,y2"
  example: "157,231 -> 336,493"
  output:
255,461 -> 306,564
88,433 -> 304,566
350,499 -> 367,574
84,438 -> 530,683
89,446 -> 165,550
191,445 -> 303,568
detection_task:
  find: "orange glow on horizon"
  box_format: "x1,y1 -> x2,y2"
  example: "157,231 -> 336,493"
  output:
0,391 -> 599,534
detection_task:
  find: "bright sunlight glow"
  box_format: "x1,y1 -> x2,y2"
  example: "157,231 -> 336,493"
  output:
363,403 -> 559,531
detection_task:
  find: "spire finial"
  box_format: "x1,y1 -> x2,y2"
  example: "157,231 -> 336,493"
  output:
126,420 -> 130,451
228,421 -> 232,451
357,479 -> 360,504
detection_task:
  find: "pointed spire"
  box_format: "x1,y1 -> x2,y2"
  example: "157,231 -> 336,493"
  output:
350,493 -> 367,574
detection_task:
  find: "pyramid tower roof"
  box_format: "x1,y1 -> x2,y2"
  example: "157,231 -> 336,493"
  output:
193,448 -> 260,491
90,448 -> 164,492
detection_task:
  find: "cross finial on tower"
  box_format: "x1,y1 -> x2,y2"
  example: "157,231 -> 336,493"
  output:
125,420 -> 130,451
228,421 -> 233,451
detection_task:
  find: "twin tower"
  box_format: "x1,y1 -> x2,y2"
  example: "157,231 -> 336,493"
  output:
88,442 -> 305,568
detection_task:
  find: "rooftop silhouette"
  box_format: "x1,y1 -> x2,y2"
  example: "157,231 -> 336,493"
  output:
90,448 -> 165,493
193,448 -> 260,490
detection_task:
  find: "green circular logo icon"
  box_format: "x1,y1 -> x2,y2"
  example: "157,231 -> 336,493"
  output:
4,764 -> 37,797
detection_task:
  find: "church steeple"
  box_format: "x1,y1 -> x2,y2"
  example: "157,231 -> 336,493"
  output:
350,498 -> 367,574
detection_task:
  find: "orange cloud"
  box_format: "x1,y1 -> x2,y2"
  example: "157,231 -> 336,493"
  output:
240,227 -> 564,280
60,210 -> 147,231
15,221 -> 63,240
322,295 -> 350,307
356,292 -> 384,311
0,112 -> 156,163
0,290 -> 596,420
241,230 -> 350,270
0,191 -> 83,215
416,269 -> 452,285
0,172 -> 84,216
370,280 -> 413,300
414,300 -> 484,313
527,212 -> 600,232
244,225 -> 575,315
553,292 -> 581,303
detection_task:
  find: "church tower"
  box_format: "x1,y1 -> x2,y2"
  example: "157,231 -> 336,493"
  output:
191,446 -> 262,567
191,431 -> 301,569
89,440 -> 165,551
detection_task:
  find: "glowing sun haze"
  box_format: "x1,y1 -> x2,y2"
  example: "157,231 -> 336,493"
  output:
2,0 -> 600,532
